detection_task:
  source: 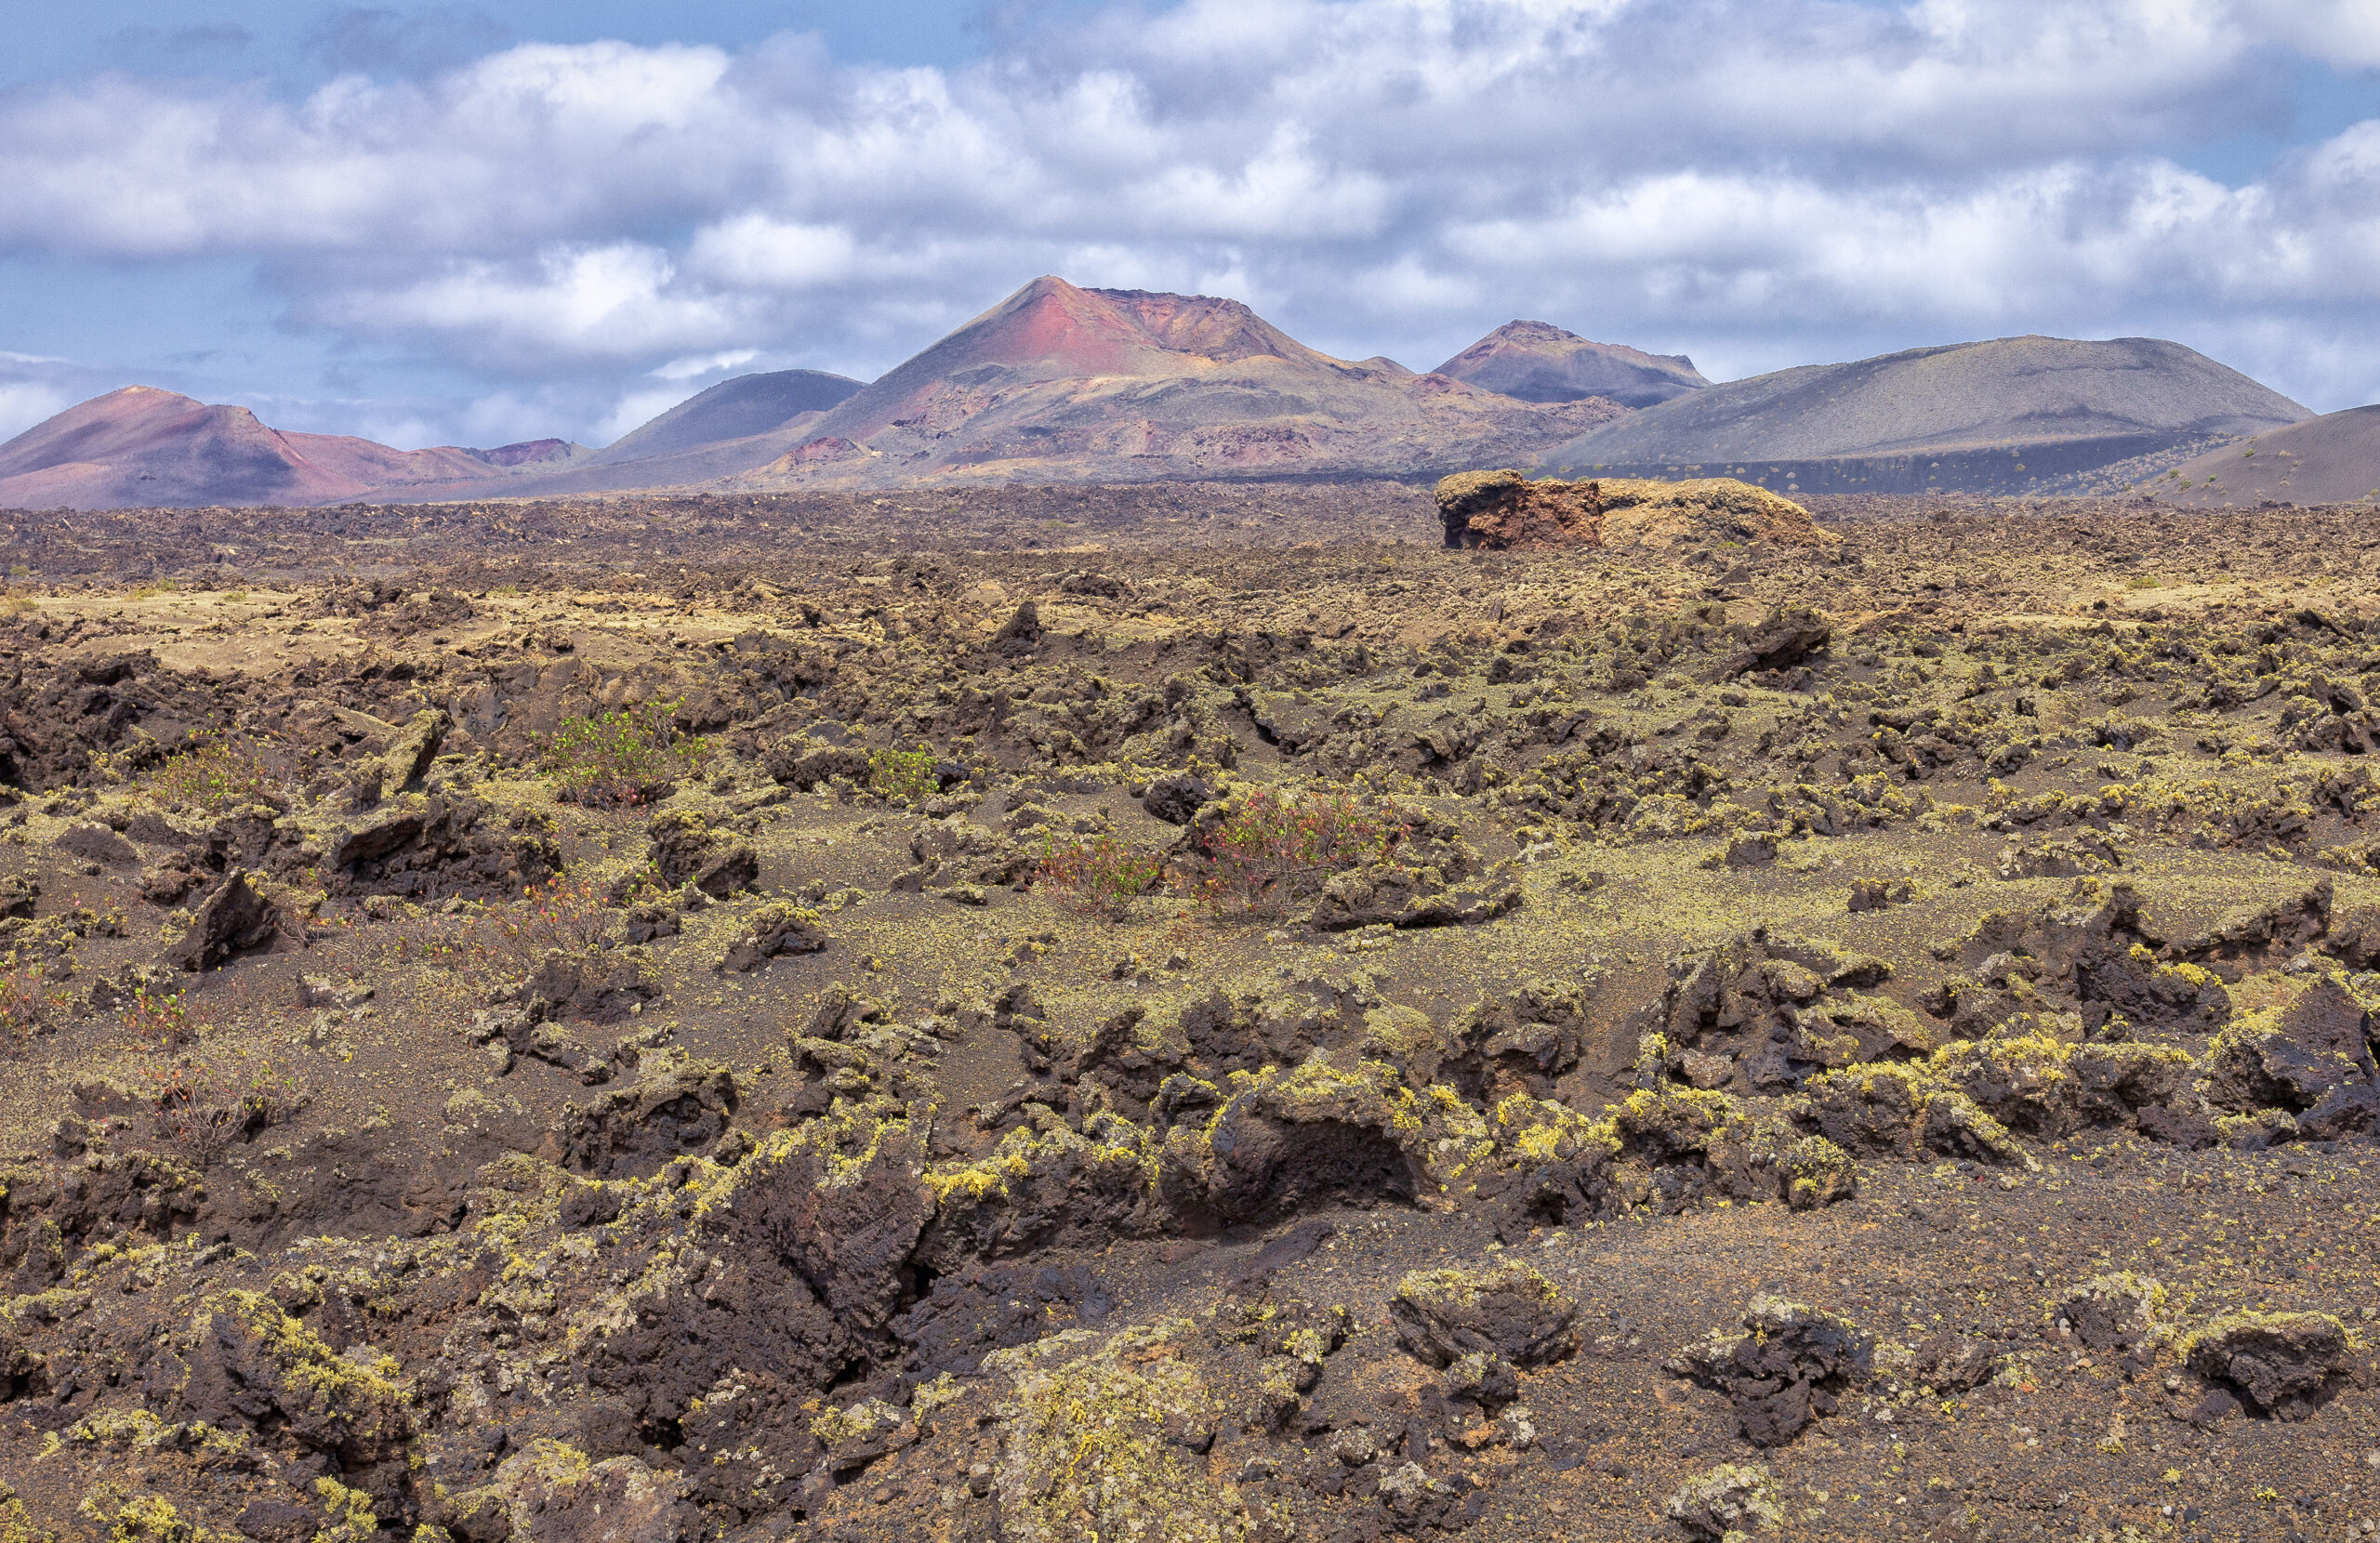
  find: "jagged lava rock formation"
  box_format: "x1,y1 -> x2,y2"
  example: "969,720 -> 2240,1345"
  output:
1435,469 -> 1836,552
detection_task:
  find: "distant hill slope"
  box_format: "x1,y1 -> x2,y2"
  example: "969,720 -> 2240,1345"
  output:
724,276 -> 1624,489
1433,321 -> 1709,407
1537,336 -> 2311,496
0,386 -> 585,510
407,367 -> 878,501
2147,403 -> 2380,508
595,370 -> 863,462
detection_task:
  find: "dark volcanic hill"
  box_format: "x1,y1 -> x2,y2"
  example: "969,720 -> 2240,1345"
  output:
1433,321 -> 1709,407
417,368 -> 877,501
2149,402 -> 2380,508
594,370 -> 862,462
726,276 -> 1624,488
1538,336 -> 2310,495
0,386 -> 585,510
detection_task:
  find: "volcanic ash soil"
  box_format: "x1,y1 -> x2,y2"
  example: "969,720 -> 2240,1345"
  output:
0,486 -> 2378,1542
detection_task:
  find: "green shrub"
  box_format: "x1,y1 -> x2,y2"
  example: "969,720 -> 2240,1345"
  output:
117,987 -> 196,1050
1196,788 -> 1412,918
146,737 -> 278,811
1038,834 -> 1166,918
540,699 -> 706,806
866,748 -> 939,802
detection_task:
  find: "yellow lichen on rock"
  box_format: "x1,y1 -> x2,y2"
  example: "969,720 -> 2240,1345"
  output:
982,1321 -> 1240,1543
0,1484 -> 57,1543
1599,475 -> 1840,549
1435,471 -> 1832,552
74,1490 -> 218,1543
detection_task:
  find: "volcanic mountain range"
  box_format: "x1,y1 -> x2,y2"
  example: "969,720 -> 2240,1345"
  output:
0,386 -> 588,511
1538,336 -> 2316,497
0,274 -> 2353,509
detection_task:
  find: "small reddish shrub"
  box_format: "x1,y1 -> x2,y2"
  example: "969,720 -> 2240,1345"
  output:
142,1058 -> 306,1169
1038,835 -> 1166,918
1,961 -> 69,1054
1195,788 -> 1412,919
117,986 -> 197,1050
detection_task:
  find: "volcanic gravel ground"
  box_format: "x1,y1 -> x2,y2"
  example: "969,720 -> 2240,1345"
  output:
0,484 -> 2377,1543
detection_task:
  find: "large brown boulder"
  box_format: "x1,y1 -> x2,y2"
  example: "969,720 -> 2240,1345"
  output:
1390,1259 -> 1581,1368
1670,1295 -> 1871,1446
647,810 -> 758,897
1435,469 -> 1605,549
1436,470 -> 1834,551
491,1445 -> 693,1543
2202,977 -> 2374,1113
1597,476 -> 1836,548
173,1289 -> 412,1464
2180,1311 -> 2348,1419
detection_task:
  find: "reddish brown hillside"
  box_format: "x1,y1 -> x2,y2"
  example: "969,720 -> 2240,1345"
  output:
1435,320 -> 1711,407
0,387 -> 584,509
748,277 -> 1624,487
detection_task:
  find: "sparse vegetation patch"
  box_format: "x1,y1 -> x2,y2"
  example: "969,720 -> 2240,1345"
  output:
866,747 -> 938,802
1195,786 -> 1413,917
0,491 -> 2377,1543
144,738 -> 279,812
539,700 -> 706,806
1037,833 -> 1166,917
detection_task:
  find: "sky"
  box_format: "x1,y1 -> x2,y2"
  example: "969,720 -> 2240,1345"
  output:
0,0 -> 2375,451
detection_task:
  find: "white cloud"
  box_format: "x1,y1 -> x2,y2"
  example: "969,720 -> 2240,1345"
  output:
458,391 -> 575,449
653,349 -> 761,381
1132,125 -> 1392,239
685,218 -> 860,290
0,349 -> 131,442
2,0 -> 2377,439
0,382 -> 71,443
2238,0 -> 2380,69
311,244 -> 753,366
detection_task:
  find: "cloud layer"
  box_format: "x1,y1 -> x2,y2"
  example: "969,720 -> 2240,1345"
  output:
1,0 -> 2374,447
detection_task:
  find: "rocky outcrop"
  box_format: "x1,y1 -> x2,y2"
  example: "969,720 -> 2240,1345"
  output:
171,1289 -> 413,1470
490,1444 -> 692,1543
2200,977 -> 2374,1115
552,1057 -> 740,1179
717,903 -> 827,972
1390,1260 -> 1580,1369
1665,1463 -> 1783,1539
1924,879 -> 2231,1040
1671,1296 -> 1870,1446
2178,1312 -> 2349,1420
523,948 -> 660,1025
647,811 -> 758,898
1435,470 -> 1606,549
164,870 -> 278,971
